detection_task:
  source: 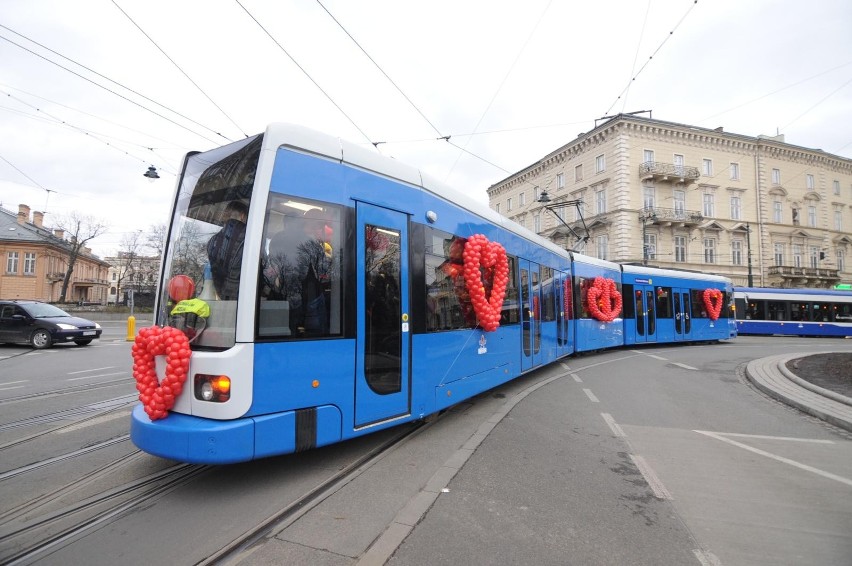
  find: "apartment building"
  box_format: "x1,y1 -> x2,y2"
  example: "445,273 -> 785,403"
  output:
487,114 -> 852,288
0,204 -> 111,302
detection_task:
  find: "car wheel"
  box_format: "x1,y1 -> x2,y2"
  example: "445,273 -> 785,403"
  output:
74,339 -> 93,346
31,329 -> 53,349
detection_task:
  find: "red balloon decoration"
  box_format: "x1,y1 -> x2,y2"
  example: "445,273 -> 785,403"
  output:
586,276 -> 623,323
168,275 -> 195,302
703,288 -> 724,321
131,326 -> 192,421
462,234 -> 509,332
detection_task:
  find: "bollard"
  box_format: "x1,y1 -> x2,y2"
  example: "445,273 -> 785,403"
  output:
126,315 -> 136,341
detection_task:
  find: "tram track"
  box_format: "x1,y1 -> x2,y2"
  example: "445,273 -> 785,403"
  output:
0,378 -> 132,406
198,418 -> 434,566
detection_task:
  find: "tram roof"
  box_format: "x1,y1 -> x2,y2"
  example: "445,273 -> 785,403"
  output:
734,287 -> 852,302
264,123 -> 573,260
622,263 -> 731,284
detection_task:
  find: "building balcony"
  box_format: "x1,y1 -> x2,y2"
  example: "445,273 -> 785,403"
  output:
767,265 -> 840,287
639,161 -> 700,184
47,272 -> 65,281
639,207 -> 703,227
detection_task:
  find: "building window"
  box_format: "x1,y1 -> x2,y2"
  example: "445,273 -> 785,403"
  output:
556,173 -> 564,190
773,200 -> 782,223
730,163 -> 740,180
595,154 -> 605,174
519,192 -> 526,207
674,236 -> 687,263
774,243 -> 785,266
833,180 -> 841,195
806,174 -> 814,190
643,186 -> 655,210
495,203 -> 500,214
703,193 -> 715,217
730,195 -> 741,220
534,213 -> 541,233
702,158 -> 713,176
644,233 -> 657,260
595,188 -> 606,215
674,190 -> 685,216
6,252 -> 18,274
807,205 -> 816,227
596,235 -> 608,260
835,209 -> 843,231
793,244 -> 802,268
731,240 -> 743,265
703,238 -> 716,264
575,164 -> 583,182
673,154 -> 685,176
506,197 -> 513,211
643,149 -> 655,164
792,207 -> 800,225
810,246 -> 819,268
838,249 -> 846,272
771,168 -> 781,185
23,252 -> 36,275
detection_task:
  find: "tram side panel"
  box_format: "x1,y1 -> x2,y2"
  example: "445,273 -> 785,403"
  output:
571,254 -> 624,352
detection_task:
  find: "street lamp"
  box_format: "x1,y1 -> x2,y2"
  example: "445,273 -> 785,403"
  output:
536,189 -> 589,250
745,223 -> 753,286
143,166 -> 160,180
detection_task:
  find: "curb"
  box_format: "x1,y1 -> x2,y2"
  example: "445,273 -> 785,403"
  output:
745,353 -> 852,433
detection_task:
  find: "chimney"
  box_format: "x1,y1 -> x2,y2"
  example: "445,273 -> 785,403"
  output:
54,229 -> 65,239
17,204 -> 30,225
33,211 -> 44,228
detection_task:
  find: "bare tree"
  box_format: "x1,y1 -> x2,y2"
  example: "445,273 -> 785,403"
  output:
115,231 -> 145,304
54,212 -> 108,302
145,223 -> 167,259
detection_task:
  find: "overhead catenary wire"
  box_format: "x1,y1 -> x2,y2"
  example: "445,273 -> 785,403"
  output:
110,0 -> 248,140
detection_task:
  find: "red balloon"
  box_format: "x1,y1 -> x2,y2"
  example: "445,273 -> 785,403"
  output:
168,275 -> 196,302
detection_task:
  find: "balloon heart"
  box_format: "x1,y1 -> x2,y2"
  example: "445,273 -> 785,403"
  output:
131,326 -> 191,421
586,277 -> 622,323
462,234 -> 509,332
703,288 -> 724,321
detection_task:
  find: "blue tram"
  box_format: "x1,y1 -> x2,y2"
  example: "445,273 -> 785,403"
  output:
131,124 -> 735,464
733,287 -> 852,337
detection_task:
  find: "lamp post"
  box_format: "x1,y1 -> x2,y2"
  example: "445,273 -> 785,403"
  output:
536,189 -> 589,251
638,208 -> 656,265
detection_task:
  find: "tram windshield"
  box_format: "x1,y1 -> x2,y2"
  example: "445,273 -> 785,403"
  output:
156,134 -> 262,349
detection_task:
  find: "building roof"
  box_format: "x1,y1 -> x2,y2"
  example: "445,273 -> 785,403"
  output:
0,205 -> 109,266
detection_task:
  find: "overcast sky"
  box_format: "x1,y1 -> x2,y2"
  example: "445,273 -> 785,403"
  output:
1,0 -> 850,258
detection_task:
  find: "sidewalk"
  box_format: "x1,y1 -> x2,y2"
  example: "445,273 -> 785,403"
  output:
744,352 -> 852,433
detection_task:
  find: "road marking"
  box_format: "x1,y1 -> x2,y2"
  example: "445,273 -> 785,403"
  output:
695,430 -> 852,487
601,413 -> 625,437
560,362 -> 570,370
570,373 -> 582,383
710,432 -> 834,444
630,453 -> 672,499
58,409 -> 132,433
693,549 -> 723,566
68,366 -> 114,374
583,388 -> 599,403
68,371 -> 127,382
672,362 -> 698,370
0,380 -> 28,386
0,385 -> 26,392
647,354 -> 668,361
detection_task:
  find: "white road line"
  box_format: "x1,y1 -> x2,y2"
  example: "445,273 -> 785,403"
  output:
693,549 -> 723,566
583,388 -> 599,403
560,362 -> 570,370
630,453 -> 673,500
648,354 -> 668,361
68,371 -> 127,382
68,366 -> 114,374
672,362 -> 698,370
710,432 -> 834,444
0,385 -> 25,392
600,413 -> 625,437
0,380 -> 28,386
570,373 -> 582,383
694,430 -> 852,487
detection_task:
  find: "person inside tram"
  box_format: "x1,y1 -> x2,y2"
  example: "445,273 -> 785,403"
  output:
207,200 -> 248,300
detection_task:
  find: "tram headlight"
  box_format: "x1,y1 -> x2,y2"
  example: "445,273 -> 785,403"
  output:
194,374 -> 231,402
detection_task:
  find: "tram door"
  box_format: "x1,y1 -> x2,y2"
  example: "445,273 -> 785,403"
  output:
555,271 -> 573,357
354,202 -> 410,428
633,285 -> 658,343
673,288 -> 692,341
520,260 -> 542,372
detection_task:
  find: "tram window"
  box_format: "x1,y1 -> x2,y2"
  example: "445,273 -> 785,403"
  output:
500,256 -> 520,325
790,303 -> 808,321
746,300 -> 766,320
812,302 -> 830,322
656,287 -> 672,318
768,301 -> 788,321
563,276 -> 574,320
257,194 -> 344,339
834,304 -> 852,321
541,266 -> 555,322
691,289 -> 707,318
578,277 -> 592,318
622,285 -> 636,318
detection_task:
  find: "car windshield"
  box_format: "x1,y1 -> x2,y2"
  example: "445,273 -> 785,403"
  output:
24,303 -> 71,318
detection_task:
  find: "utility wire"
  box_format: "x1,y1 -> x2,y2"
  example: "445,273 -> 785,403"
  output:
621,0 -> 652,114
0,25 -> 227,145
234,0 -> 375,146
111,0 -> 248,139
316,0 -> 445,140
603,0 -> 699,115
